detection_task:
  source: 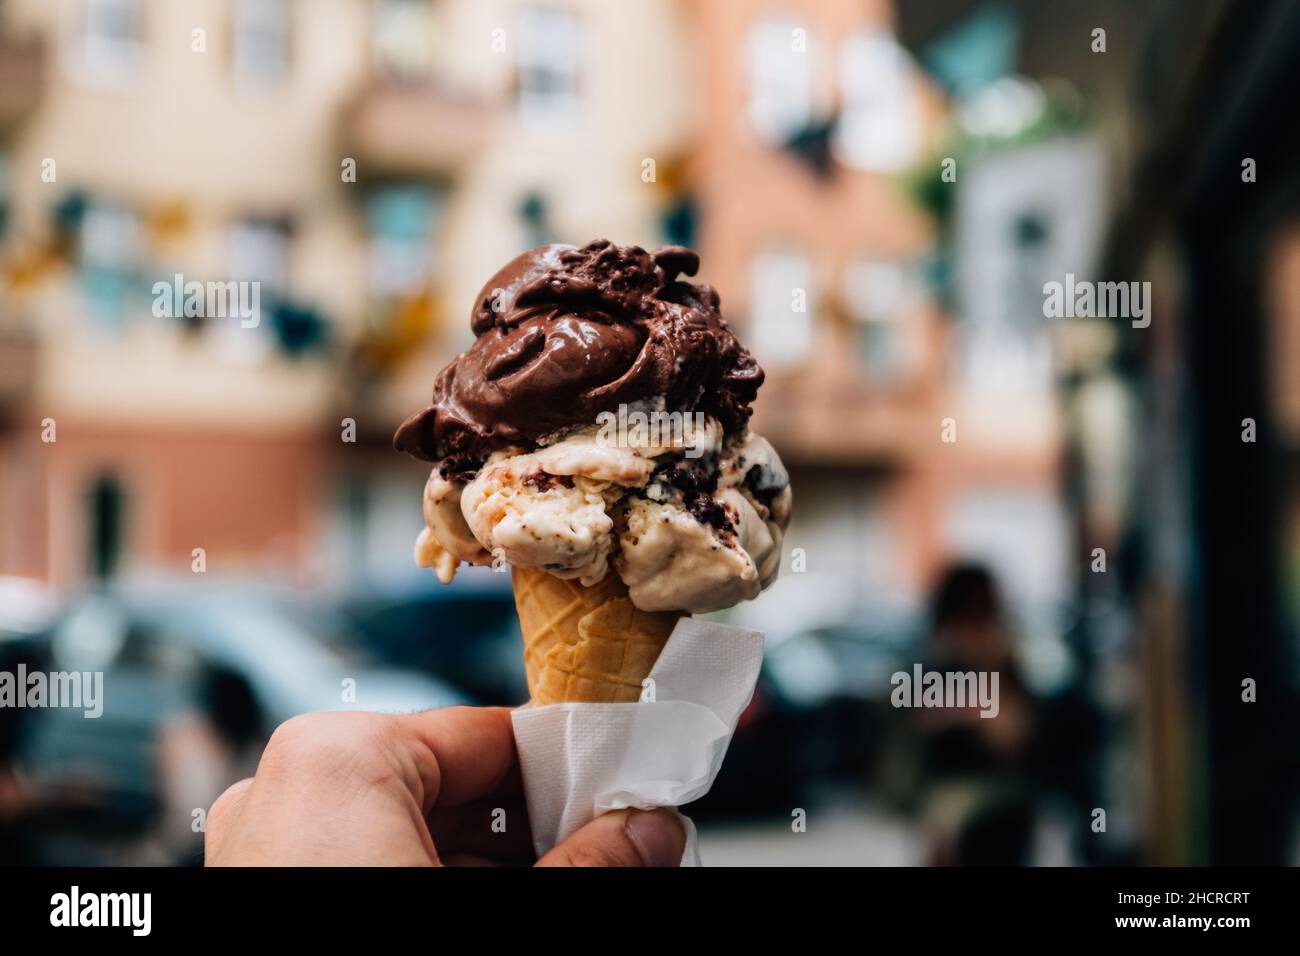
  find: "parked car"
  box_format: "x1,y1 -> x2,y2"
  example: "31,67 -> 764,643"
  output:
40,582 -> 469,723
341,575 -> 928,820
6,580 -> 467,863
338,572 -> 527,705
0,576 -> 57,642
688,604 -> 924,819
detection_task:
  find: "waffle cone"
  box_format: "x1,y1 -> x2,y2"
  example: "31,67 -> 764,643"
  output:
511,566 -> 683,704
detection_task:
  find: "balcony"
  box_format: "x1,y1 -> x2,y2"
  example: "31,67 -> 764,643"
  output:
341,82 -> 490,176
752,373 -> 938,467
746,295 -> 948,466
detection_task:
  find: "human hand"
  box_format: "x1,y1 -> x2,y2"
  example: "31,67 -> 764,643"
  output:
204,706 -> 686,867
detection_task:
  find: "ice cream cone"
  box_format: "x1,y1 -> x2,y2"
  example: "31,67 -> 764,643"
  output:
511,566 -> 683,705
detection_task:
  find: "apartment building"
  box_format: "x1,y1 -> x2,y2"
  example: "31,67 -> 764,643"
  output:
686,0 -> 1070,627
0,0 -> 1070,617
0,0 -> 693,587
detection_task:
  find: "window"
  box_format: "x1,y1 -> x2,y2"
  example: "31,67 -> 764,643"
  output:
952,136 -> 1105,393
211,219 -> 288,360
833,30 -> 921,172
516,8 -> 581,121
366,185 -> 441,296
815,478 -> 899,597
233,0 -> 288,86
749,250 -> 814,368
517,190 -> 551,249
79,200 -> 138,331
844,258 -> 913,381
229,219 -> 288,292
946,487 -> 1069,606
746,18 -> 813,143
70,0 -> 142,87
374,0 -> 437,81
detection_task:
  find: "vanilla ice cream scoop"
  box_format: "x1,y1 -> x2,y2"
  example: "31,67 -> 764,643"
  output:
414,470 -> 490,583
415,420 -> 790,612
616,432 -> 790,612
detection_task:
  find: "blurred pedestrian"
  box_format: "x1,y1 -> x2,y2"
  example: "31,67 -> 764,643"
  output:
914,562 -> 1038,866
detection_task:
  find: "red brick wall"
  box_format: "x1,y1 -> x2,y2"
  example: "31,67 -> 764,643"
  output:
0,423 -> 328,586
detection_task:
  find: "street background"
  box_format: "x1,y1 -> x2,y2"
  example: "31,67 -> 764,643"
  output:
1,0 -> 1298,865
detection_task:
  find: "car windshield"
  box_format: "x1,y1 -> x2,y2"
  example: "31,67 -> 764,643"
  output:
146,589 -> 368,675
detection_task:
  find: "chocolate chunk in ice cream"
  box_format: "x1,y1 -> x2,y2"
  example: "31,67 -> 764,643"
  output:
393,239 -> 764,463
651,461 -> 735,535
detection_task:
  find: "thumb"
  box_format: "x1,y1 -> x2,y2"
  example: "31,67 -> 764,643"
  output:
535,809 -> 686,867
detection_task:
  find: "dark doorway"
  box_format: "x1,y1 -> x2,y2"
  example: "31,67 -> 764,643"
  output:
87,472 -> 126,581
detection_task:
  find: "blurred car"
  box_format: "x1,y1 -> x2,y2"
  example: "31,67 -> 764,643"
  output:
340,574 -> 929,819
344,574 -> 843,817
688,605 -> 924,819
337,572 -> 527,705
7,580 -> 467,862
0,576 -> 57,642
683,666 -> 837,819
41,581 -> 469,721
678,580 -> 888,816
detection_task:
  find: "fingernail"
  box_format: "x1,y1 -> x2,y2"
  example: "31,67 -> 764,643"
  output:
624,809 -> 686,867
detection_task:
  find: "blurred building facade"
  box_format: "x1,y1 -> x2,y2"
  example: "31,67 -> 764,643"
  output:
1,0 -> 366,585
0,0 -> 691,588
1,0 -> 1073,614
1100,0 -> 1300,864
3,0 -> 1293,868
687,0 -> 1069,637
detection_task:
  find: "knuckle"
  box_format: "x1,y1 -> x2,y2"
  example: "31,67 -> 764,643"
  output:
262,711 -> 390,771
206,778 -> 250,834
264,712 -> 322,749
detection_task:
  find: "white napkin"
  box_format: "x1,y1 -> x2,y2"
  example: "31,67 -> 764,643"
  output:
510,619 -> 764,866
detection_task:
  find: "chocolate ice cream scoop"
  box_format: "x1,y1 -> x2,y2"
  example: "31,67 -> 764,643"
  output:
393,239 -> 764,463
